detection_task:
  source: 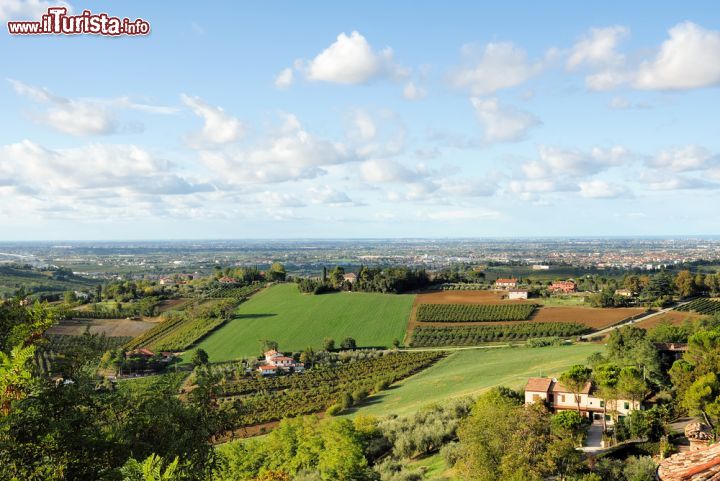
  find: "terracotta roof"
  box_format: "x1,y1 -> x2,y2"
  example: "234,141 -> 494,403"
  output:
258,365 -> 277,370
495,278 -> 517,283
264,350 -> 279,356
272,356 -> 295,362
658,443 -> 720,480
525,377 -> 553,393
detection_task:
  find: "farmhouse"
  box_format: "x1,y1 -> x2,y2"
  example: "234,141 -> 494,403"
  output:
257,349 -> 305,375
343,272 -> 358,283
508,289 -> 529,300
615,288 -> 633,297
548,280 -> 577,294
524,377 -> 640,423
218,276 -> 238,284
494,278 -> 517,289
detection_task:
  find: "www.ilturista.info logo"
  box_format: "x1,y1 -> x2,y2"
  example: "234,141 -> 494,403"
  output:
7,7 -> 150,36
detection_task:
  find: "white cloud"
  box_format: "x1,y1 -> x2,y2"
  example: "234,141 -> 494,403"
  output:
449,42 -> 543,95
403,81 -> 427,100
308,185 -> 353,205
470,97 -> 540,143
571,22 -> 720,91
567,26 -> 628,70
531,145 -> 629,178
635,22 -> 720,90
0,0 -> 71,21
9,79 -> 116,135
274,67 -> 294,89
200,114 -> 357,184
305,31 -> 404,84
0,140 -> 211,199
650,145 -> 716,172
351,110 -> 377,141
360,159 -> 419,183
638,171 -> 720,190
578,179 -> 629,198
181,94 -> 245,145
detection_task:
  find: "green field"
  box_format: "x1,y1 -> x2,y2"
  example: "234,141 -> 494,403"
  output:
189,283 -> 415,362
349,344 -> 602,418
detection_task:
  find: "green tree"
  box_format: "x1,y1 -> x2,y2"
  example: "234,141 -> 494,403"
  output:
267,262 -> 287,282
323,338 -> 335,352
120,454 -> 181,481
340,337 -> 356,350
190,348 -> 209,368
560,365 -> 592,413
674,270 -> 697,298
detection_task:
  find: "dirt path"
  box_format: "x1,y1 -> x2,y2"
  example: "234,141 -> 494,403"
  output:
580,301 -> 692,340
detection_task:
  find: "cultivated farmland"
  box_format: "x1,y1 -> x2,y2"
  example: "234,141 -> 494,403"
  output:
409,323 -> 589,347
416,303 -> 537,322
676,298 -> 720,315
189,283 -> 415,362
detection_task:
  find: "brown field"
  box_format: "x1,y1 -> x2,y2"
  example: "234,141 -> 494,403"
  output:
415,290 -> 532,305
404,290 -> 645,342
634,310 -> 703,329
47,318 -> 157,337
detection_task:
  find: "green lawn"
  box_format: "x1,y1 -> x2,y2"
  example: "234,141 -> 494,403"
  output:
349,344 -> 602,418
190,283 -> 415,362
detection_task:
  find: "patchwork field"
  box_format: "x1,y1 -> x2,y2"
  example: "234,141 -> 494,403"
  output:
189,283 -> 415,362
405,289 -> 645,342
47,317 -> 158,337
347,343 -> 602,418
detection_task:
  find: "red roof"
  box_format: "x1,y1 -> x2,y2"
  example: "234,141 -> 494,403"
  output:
525,377 -> 553,393
264,350 -> 279,356
659,442 -> 720,480
258,365 -> 277,371
272,356 -> 295,362
551,379 -> 592,395
127,348 -> 155,357
495,278 -> 517,284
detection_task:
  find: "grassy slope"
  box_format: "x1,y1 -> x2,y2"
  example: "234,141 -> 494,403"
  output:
349,344 -> 602,418
190,283 -> 415,362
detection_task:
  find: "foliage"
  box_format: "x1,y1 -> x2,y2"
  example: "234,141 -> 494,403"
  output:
410,323 -> 589,347
416,303 -> 537,322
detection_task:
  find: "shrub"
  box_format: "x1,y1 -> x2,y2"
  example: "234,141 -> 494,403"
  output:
326,404 -> 343,416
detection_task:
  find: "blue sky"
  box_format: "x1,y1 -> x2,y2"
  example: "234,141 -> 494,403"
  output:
1,0 -> 719,240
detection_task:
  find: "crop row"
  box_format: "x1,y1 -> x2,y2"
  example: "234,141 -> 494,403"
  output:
676,298 -> 720,315
416,303 -> 537,322
124,316 -> 186,350
150,317 -> 226,351
409,322 -> 589,347
200,283 -> 263,299
211,351 -> 444,426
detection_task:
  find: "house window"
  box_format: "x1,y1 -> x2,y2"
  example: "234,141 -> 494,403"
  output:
600,400 -> 605,408
560,394 -> 565,403
532,394 -> 540,402
624,402 -> 630,410
605,414 -> 611,421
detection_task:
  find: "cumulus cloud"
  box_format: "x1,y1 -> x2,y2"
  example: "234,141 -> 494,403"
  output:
360,159 -> 420,183
448,42 -> 543,95
470,97 -> 540,143
9,79 -> 117,135
567,26 -> 628,71
0,140 -> 212,198
579,179 -> 630,198
638,170 -> 720,190
200,114 -> 357,184
308,185 -> 354,205
570,22 -> 720,91
181,94 -> 245,146
0,0 -> 71,21
650,145 -> 717,172
8,79 -> 177,135
274,67 -> 294,89
302,31 -> 405,84
635,22 -> 720,90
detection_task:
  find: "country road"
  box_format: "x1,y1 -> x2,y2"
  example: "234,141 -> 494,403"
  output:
580,299 -> 693,340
